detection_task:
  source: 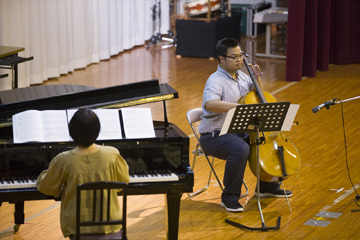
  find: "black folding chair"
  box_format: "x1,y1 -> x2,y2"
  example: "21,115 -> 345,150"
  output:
75,181 -> 127,240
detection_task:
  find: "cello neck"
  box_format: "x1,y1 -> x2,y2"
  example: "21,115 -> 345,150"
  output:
243,57 -> 267,103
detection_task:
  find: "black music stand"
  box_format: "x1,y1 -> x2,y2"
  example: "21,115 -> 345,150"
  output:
221,102 -> 291,231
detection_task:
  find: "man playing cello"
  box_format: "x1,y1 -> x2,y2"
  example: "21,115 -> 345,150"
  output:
199,38 -> 292,212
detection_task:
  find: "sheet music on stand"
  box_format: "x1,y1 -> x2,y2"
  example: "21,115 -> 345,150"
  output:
220,102 -> 299,135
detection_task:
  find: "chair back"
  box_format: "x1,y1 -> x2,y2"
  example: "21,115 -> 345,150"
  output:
186,108 -> 203,124
75,181 -> 127,240
186,108 -> 203,142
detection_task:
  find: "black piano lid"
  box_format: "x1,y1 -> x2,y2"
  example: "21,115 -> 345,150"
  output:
0,79 -> 178,120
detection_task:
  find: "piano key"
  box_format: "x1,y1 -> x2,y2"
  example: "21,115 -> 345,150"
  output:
0,177 -> 37,189
0,172 -> 179,190
129,171 -> 179,183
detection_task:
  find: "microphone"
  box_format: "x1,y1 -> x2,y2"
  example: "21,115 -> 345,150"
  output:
312,98 -> 337,113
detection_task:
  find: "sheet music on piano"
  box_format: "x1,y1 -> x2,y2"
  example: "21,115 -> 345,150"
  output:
67,109 -> 122,140
12,109 -> 123,143
12,108 -> 158,144
12,110 -> 70,143
121,108 -> 156,139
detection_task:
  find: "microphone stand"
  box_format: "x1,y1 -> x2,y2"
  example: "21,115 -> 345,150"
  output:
334,96 -> 360,105
146,3 -> 159,50
147,1 -> 176,50
317,96 -> 360,112
156,1 -> 163,41
323,95 -> 360,202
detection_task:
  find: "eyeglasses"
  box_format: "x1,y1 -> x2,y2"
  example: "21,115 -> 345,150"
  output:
222,53 -> 245,60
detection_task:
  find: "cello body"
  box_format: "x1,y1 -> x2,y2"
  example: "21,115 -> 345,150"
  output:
239,80 -> 301,182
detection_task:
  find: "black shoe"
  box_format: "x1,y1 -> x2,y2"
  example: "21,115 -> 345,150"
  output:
254,187 -> 293,198
221,200 -> 244,212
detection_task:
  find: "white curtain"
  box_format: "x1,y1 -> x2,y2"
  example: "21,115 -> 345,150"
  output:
0,0 -> 170,90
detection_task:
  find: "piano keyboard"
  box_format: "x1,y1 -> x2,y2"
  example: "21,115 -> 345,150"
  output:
129,170 -> 179,183
0,177 -> 37,190
0,171 -> 179,190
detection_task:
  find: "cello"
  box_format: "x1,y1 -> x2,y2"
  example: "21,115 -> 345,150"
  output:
238,55 -> 301,183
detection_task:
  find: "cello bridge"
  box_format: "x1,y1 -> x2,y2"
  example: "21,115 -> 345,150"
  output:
269,132 -> 279,139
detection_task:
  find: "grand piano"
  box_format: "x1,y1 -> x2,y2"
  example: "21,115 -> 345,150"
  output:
0,79 -> 193,239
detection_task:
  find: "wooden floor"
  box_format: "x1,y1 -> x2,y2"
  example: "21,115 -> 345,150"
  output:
1,35 -> 360,240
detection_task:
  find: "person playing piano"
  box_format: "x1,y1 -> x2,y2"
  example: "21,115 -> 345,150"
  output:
36,108 -> 130,238
198,38 -> 292,212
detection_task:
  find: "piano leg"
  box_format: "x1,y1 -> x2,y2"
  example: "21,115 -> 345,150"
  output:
165,193 -> 182,240
14,202 -> 25,232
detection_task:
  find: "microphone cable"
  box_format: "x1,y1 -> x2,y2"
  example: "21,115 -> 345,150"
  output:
337,98 -> 360,209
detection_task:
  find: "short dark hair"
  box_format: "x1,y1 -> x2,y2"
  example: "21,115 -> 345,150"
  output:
68,108 -> 100,148
216,38 -> 241,62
